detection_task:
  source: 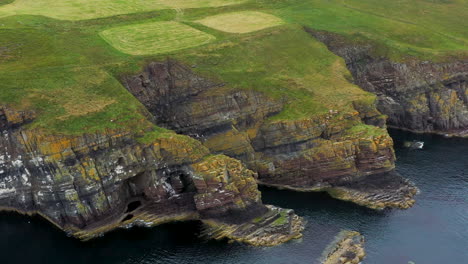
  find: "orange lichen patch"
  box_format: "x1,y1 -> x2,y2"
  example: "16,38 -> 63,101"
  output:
156,134 -> 209,162
3,107 -> 24,123
192,155 -> 260,202
17,129 -> 130,157
203,130 -> 253,156
1,106 -> 35,125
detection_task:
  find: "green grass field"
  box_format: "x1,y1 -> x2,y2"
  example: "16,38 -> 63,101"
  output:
196,11 -> 284,33
0,0 -> 466,136
100,21 -> 215,55
0,0 -> 246,20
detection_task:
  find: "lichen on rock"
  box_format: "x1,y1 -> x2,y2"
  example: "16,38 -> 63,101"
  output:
321,230 -> 366,264
308,29 -> 468,137
0,106 -> 303,243
124,59 -> 417,210
201,205 -> 305,247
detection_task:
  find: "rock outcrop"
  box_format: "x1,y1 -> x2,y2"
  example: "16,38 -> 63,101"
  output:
321,231 -> 366,264
0,106 -> 303,245
202,205 -> 305,247
308,29 -> 468,137
124,60 -> 417,209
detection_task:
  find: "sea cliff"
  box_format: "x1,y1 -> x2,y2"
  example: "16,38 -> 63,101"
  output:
124,60 -> 417,210
0,106 -> 303,244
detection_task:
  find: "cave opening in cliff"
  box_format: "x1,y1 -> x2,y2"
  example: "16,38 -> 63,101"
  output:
127,171 -> 149,197
167,170 -> 196,194
121,214 -> 134,222
125,201 -> 142,213
179,173 -> 196,193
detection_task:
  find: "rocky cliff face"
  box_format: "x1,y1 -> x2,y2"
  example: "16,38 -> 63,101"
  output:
124,60 -> 417,210
308,29 -> 468,137
0,106 -> 303,244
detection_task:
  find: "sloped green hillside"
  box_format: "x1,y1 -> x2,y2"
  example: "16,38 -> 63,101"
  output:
0,0 -> 466,135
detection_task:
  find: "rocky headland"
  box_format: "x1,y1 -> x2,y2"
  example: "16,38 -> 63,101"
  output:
0,106 -> 303,245
308,29 -> 468,138
124,59 -> 417,210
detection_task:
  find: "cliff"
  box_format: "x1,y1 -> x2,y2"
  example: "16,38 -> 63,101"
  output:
0,106 -> 303,244
308,29 -> 468,137
124,60 -> 417,210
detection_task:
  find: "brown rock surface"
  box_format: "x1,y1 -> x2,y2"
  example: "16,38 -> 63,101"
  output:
308,29 -> 468,137
322,231 -> 366,264
124,60 -> 416,209
0,106 -> 302,243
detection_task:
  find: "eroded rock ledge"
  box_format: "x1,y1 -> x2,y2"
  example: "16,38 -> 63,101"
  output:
202,205 -> 305,247
321,231 -> 366,264
124,59 -> 416,209
0,106 -> 303,245
308,29 -> 468,137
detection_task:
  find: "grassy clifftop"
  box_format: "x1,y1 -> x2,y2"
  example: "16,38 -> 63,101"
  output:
0,0 -> 466,135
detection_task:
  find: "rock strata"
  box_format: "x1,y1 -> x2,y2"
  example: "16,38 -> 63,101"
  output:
202,205 -> 305,247
322,231 -> 366,264
308,29 -> 468,137
124,60 -> 416,209
325,171 -> 418,210
0,106 -> 302,244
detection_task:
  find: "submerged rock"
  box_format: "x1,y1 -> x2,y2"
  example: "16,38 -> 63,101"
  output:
403,141 -> 424,150
321,230 -> 366,264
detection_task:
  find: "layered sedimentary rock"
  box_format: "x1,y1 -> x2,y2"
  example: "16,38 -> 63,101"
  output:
202,205 -> 304,247
308,29 -> 468,137
0,106 -> 303,244
124,60 -> 417,209
322,231 -> 366,264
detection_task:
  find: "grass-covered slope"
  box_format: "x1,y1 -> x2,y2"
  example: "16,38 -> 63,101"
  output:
0,0 -> 466,136
0,0 -> 246,20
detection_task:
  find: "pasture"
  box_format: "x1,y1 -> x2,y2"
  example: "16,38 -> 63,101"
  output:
0,0 -> 245,20
196,11 -> 284,33
100,21 -> 215,55
0,0 -> 465,135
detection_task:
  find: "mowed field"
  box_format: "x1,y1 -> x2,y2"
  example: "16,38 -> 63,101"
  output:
0,0 -> 246,20
197,11 -> 284,33
100,22 -> 215,55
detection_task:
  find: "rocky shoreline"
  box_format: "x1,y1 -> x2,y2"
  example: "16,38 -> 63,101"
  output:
7,26 -> 467,244
0,105 -> 305,244
201,205 -> 305,247
0,55 -> 428,245
124,60 -> 415,210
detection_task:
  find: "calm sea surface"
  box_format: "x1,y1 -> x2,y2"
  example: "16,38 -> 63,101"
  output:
0,130 -> 466,264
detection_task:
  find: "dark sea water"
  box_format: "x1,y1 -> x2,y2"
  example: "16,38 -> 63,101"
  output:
0,130 -> 466,264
